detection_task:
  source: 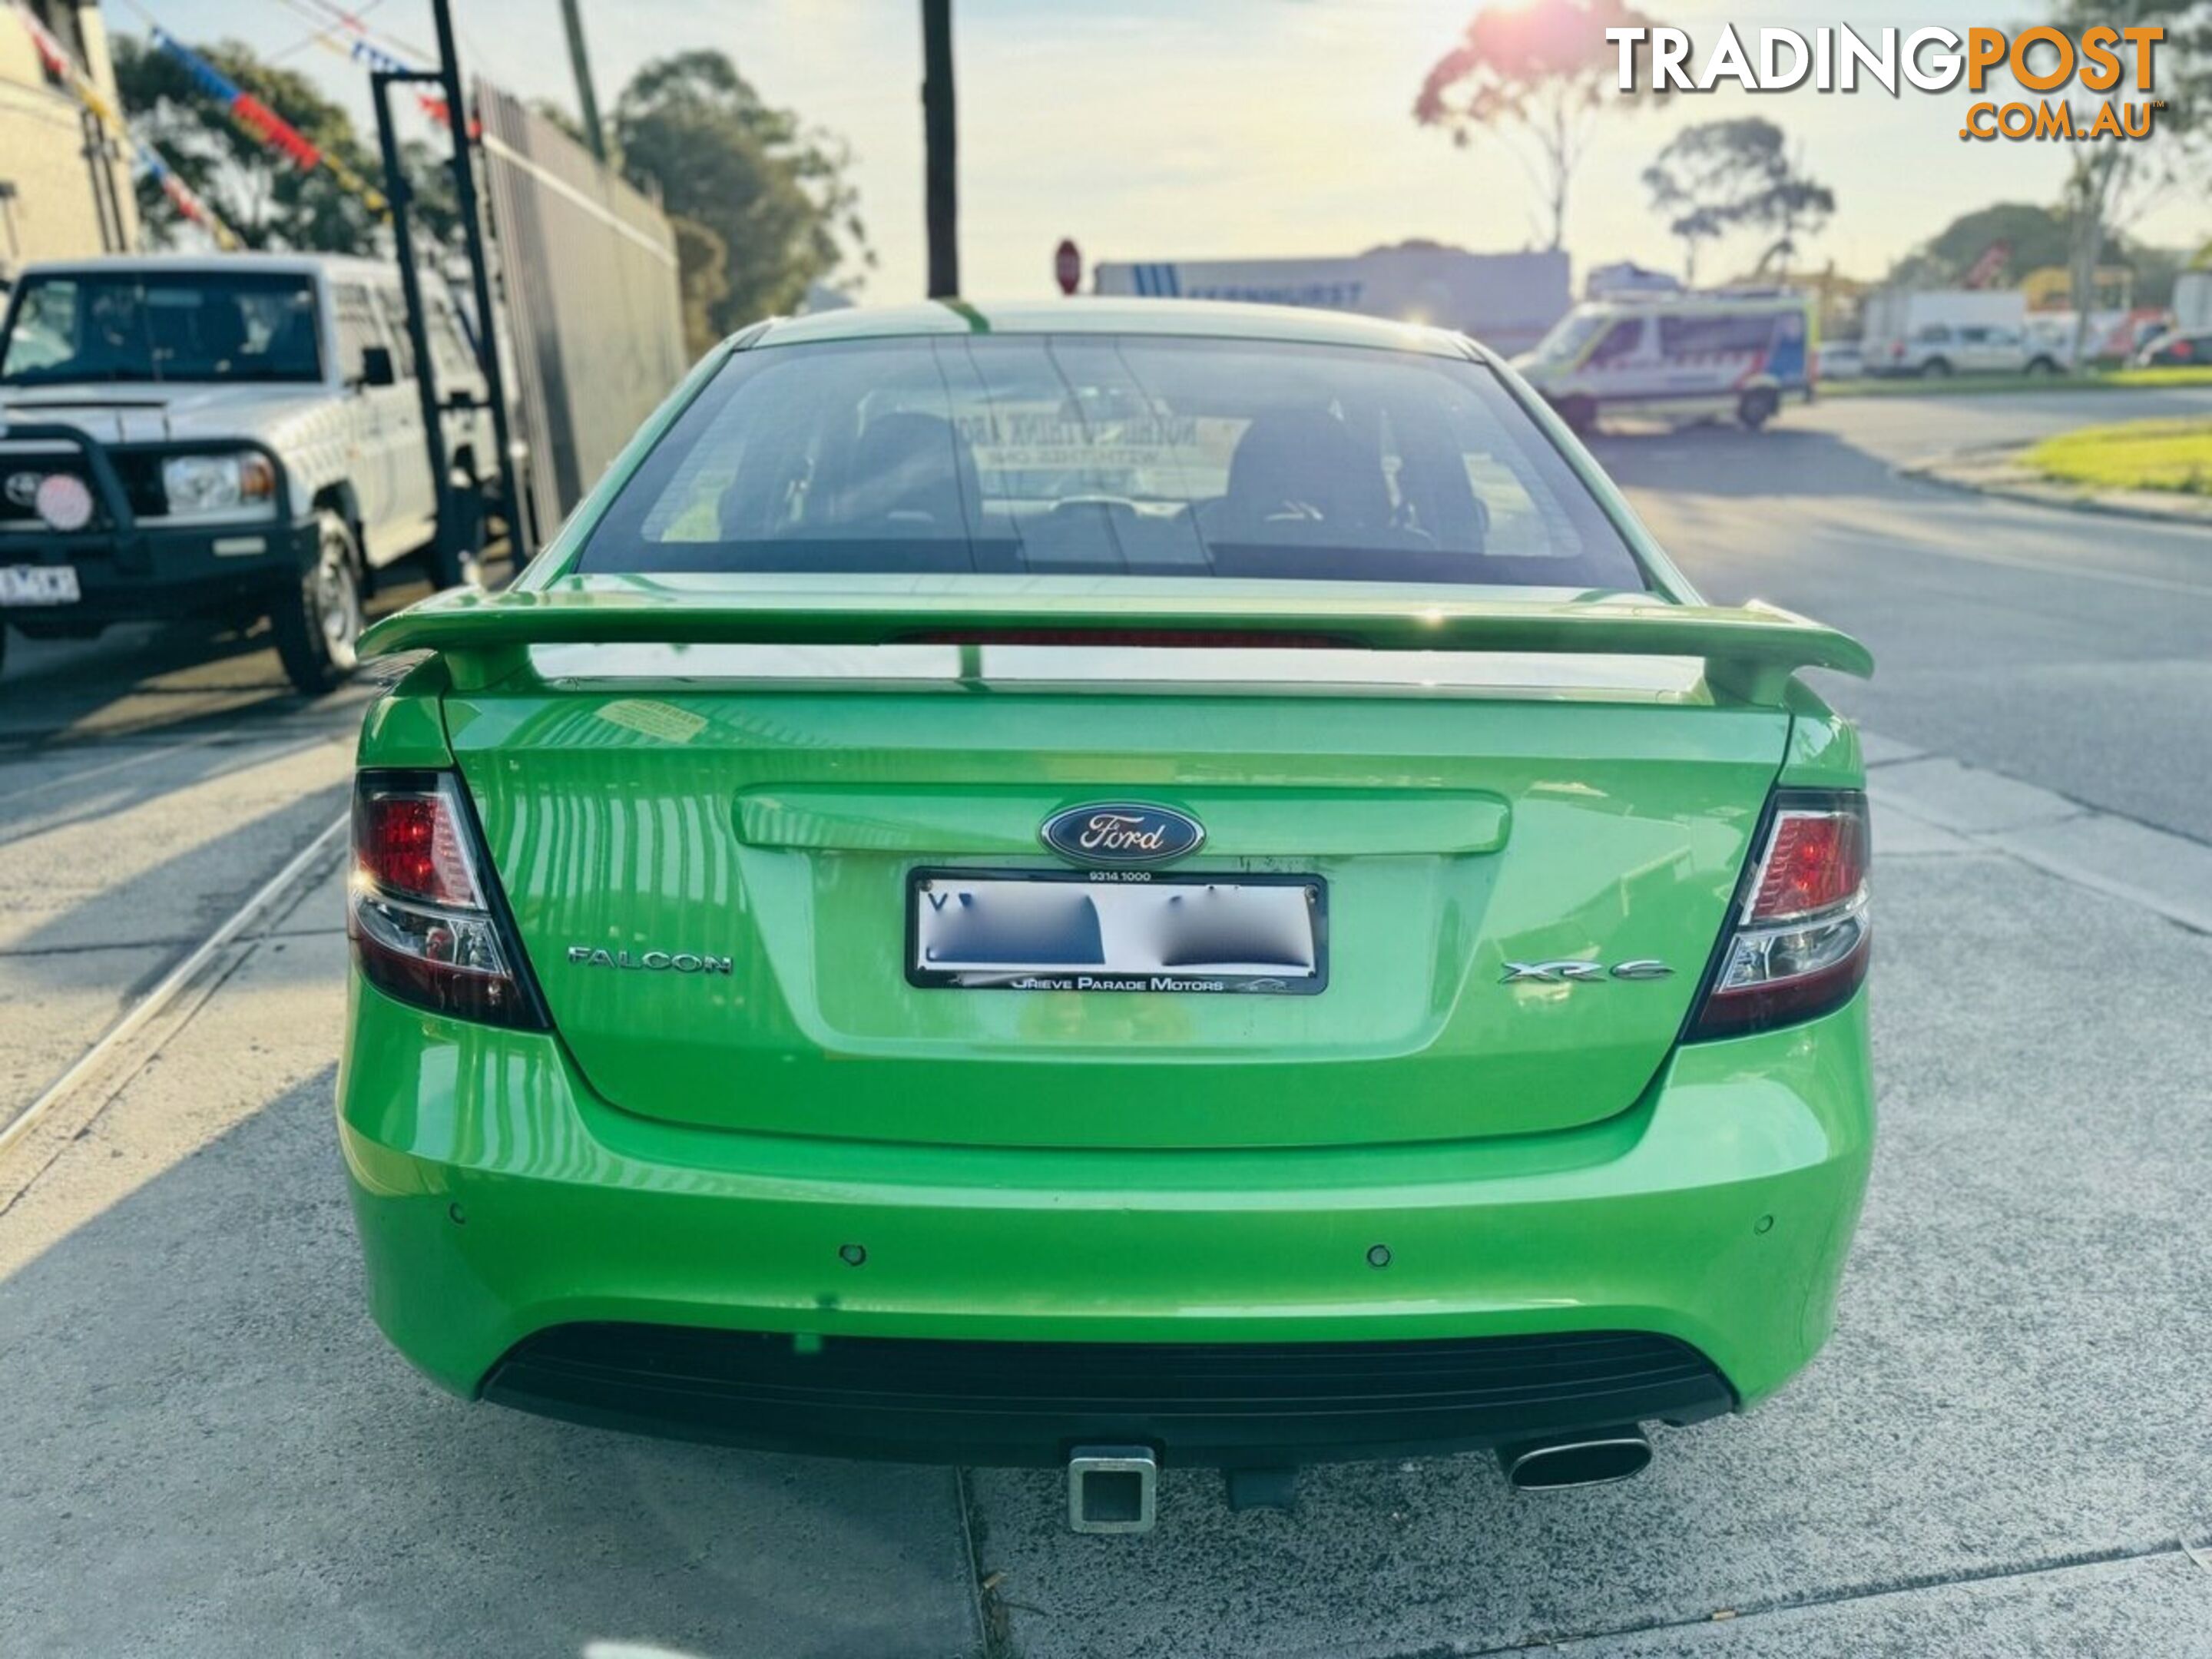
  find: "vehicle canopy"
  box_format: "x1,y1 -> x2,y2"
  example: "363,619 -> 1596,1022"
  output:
1857,286 -> 2025,356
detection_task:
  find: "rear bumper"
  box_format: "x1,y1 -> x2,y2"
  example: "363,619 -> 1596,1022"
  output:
483,1325 -> 1733,1467
0,515 -> 320,626
339,979 -> 1873,1465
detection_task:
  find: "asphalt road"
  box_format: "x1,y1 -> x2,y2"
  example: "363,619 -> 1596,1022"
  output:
1591,386 -> 2212,838
0,564 -> 460,1147
2,389 -> 2209,1657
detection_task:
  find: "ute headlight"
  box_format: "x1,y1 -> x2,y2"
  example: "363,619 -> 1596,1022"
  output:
161,452 -> 277,518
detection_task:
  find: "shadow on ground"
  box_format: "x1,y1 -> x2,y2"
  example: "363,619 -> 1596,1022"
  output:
0,551 -> 505,749
6,580 -> 2212,1656
0,929 -> 981,1658
965,856 -> 2212,1658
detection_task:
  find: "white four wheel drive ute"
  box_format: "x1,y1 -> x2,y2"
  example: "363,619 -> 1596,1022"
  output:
0,253 -> 493,692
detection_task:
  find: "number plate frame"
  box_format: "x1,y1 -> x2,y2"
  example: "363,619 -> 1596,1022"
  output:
0,565 -> 82,605
907,867 -> 1328,995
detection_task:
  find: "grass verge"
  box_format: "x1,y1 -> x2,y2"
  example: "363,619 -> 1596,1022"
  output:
2022,417 -> 2212,495
1826,366 -> 2212,398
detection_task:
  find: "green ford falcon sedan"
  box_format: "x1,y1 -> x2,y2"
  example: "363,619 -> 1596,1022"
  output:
338,299 -> 1873,1532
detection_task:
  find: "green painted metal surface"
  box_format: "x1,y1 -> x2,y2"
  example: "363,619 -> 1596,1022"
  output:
339,306 -> 1879,1445
424,677 -> 1797,1147
359,574 -> 1869,705
750,296 -> 1480,354
339,976 -> 1872,1404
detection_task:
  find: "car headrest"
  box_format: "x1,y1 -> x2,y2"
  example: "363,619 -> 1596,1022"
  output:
1221,409 -> 1391,535
843,411 -> 980,532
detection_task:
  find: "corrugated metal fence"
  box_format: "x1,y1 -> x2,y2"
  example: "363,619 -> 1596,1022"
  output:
475,83 -> 688,542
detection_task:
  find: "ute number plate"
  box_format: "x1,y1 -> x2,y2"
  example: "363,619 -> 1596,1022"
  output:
0,565 -> 81,605
909,868 -> 1326,994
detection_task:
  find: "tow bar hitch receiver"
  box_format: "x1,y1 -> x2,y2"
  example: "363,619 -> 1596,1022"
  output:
1067,1446 -> 1158,1535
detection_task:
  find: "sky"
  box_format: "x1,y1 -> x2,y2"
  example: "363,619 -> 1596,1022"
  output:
132,0 -> 2210,301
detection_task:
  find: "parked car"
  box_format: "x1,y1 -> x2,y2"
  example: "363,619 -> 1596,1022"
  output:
338,300 -> 1876,1533
2131,329 -> 2212,368
1816,339 -> 1866,380
1512,289 -> 1816,432
1881,323 -> 2063,379
0,253 -> 494,692
1859,286 -> 2027,371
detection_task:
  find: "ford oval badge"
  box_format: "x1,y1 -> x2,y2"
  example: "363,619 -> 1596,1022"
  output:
1041,803 -> 1205,867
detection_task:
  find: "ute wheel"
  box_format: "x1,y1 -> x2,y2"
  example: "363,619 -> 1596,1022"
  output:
2025,355 -> 2059,377
1737,387 -> 1780,431
1555,396 -> 1598,436
272,512 -> 365,696
1919,356 -> 1952,379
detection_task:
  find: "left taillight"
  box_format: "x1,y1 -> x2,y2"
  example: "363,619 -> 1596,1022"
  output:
349,770 -> 546,1028
1687,790 -> 1870,1041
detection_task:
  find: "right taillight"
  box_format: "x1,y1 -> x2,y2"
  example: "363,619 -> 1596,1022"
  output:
1687,790 -> 1870,1041
349,770 -> 546,1029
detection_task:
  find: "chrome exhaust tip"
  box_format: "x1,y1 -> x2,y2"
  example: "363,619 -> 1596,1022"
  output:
1497,1426 -> 1652,1491
1067,1445 -> 1158,1535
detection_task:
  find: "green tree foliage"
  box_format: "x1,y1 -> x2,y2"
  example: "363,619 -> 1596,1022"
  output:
669,216 -> 732,354
1415,0 -> 1661,250
2049,1 -> 2211,351
396,138 -> 461,250
612,50 -> 873,351
1887,202 -> 2187,308
1886,202 -> 2072,289
1641,118 -> 1833,283
114,36 -> 382,253
118,35 -> 868,357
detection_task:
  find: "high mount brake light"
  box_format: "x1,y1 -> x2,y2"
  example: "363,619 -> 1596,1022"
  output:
349,771 -> 545,1029
1688,790 -> 1871,1041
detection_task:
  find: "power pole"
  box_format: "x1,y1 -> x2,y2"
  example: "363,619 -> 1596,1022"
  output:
921,0 -> 958,297
558,0 -> 608,164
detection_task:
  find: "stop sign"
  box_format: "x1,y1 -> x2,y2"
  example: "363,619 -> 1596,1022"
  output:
1055,238 -> 1081,296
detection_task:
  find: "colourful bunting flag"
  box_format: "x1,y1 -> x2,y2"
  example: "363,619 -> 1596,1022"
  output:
347,32 -> 457,130
148,24 -> 387,215
8,2 -> 240,247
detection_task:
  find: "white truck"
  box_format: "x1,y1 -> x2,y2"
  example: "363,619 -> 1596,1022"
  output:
1859,288 -> 2058,378
1094,246 -> 1571,355
0,253 -> 494,691
2171,269 -> 2212,334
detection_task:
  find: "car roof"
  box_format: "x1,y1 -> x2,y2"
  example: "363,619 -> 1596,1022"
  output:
752,298 -> 1482,359
11,252 -> 403,283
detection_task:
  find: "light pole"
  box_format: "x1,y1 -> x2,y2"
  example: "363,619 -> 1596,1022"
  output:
558,0 -> 608,164
921,0 -> 958,297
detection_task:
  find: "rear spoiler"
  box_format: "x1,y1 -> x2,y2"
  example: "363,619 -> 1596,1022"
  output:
359,580 -> 1872,705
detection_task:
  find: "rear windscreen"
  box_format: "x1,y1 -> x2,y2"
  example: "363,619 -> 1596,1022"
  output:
575,334 -> 1650,591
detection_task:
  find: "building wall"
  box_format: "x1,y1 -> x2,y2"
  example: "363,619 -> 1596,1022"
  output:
0,0 -> 139,283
